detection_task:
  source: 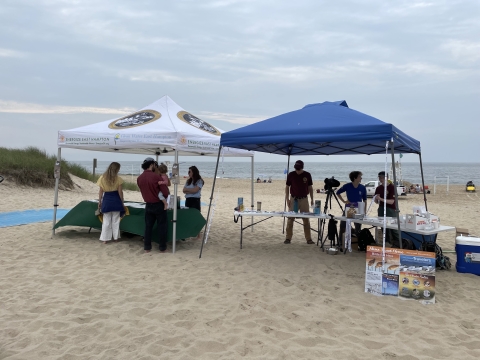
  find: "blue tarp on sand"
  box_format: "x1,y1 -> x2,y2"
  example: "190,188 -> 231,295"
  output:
0,209 -> 70,228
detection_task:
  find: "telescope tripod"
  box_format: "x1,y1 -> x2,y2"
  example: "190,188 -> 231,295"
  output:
318,189 -> 344,251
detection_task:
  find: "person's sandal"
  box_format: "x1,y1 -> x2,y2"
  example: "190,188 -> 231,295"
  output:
306,240 -> 315,244
284,239 -> 291,244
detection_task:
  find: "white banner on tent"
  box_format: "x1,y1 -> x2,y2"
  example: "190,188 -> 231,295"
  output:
57,96 -> 252,157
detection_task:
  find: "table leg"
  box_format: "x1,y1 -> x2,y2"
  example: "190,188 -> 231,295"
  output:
317,218 -> 320,245
240,215 -> 243,249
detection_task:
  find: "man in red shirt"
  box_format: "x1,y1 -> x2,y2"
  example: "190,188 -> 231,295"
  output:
374,171 -> 400,246
284,160 -> 314,244
137,157 -> 167,253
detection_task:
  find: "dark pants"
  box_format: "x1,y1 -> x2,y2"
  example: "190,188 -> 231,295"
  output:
377,206 -> 400,245
185,197 -> 201,212
144,202 -> 167,251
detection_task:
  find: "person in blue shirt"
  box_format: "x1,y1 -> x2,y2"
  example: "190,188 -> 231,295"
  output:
336,171 -> 367,241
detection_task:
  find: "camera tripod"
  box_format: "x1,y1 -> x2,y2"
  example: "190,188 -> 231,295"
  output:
318,188 -> 344,251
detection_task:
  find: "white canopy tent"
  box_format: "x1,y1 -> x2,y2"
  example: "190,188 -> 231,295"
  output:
53,95 -> 254,252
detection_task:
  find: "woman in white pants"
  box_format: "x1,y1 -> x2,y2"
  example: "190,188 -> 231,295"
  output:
97,162 -> 124,243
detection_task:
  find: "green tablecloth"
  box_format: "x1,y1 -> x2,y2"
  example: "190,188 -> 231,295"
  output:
54,200 -> 206,242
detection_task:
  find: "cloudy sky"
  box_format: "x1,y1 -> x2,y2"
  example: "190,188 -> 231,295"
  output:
1,0 -> 479,163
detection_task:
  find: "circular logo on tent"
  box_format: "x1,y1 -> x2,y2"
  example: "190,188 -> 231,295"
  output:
176,111 -> 220,136
108,110 -> 161,129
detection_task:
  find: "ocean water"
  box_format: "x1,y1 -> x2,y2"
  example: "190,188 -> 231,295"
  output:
73,161 -> 479,185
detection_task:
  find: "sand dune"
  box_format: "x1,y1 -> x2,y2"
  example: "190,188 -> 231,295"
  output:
1,176 -> 479,359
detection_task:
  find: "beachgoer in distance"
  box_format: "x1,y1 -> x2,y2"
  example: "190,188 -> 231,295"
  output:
415,184 -> 421,193
284,160 -> 314,245
97,162 -> 124,244
257,177 -> 261,183
155,163 -> 170,210
336,171 -> 367,238
183,166 -> 204,239
374,171 -> 400,246
137,157 -> 167,253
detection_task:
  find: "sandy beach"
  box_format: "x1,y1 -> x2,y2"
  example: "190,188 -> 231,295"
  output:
1,176 -> 479,359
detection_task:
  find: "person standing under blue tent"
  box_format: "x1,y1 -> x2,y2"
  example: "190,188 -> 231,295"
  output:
97,162 -> 125,244
137,158 -> 167,253
336,171 -> 367,240
374,171 -> 400,246
284,160 -> 314,245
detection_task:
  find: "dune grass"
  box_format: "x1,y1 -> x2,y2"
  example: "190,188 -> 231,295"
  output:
0,147 -> 139,191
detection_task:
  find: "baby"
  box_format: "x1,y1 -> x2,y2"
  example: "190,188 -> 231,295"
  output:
156,163 -> 171,209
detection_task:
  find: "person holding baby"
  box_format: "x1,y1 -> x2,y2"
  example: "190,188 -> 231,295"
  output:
137,157 -> 168,253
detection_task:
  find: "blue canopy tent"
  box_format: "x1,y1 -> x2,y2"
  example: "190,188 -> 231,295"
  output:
220,100 -> 420,155
199,100 -> 427,257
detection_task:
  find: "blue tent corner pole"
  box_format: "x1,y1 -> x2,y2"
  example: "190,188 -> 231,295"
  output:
390,141 -> 402,249
418,153 -> 428,212
282,154 -> 291,234
199,146 -> 222,258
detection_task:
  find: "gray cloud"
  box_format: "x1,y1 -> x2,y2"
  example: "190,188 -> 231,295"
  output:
0,0 -> 479,162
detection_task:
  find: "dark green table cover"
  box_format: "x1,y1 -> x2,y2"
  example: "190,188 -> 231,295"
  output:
54,201 -> 206,242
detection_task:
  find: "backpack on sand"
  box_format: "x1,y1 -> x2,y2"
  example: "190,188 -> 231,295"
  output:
435,244 -> 452,270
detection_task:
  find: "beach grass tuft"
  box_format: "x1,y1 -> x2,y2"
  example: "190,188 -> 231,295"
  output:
0,147 -> 139,191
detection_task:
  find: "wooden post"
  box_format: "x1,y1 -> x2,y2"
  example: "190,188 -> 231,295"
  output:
93,158 -> 97,177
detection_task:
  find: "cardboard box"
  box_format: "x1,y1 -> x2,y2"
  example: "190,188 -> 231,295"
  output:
429,215 -> 439,224
405,214 -> 428,230
412,206 -> 426,215
456,228 -> 469,237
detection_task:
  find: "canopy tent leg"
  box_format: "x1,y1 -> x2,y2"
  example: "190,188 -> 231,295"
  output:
199,146 -> 222,258
390,141 -> 402,249
251,156 -> 254,231
381,141 -> 389,271
172,150 -> 179,254
282,154 -> 291,234
419,153 -> 428,212
51,148 -> 61,238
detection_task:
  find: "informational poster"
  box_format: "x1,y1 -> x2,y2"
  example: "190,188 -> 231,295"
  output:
365,246 -> 436,305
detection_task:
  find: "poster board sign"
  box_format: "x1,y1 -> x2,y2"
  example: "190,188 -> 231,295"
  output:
365,246 -> 436,305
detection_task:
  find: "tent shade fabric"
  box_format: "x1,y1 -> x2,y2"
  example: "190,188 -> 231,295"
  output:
220,101 -> 420,155
58,95 -> 253,157
54,201 -> 206,241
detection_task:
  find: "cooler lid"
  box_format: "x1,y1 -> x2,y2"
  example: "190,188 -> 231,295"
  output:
456,236 -> 480,246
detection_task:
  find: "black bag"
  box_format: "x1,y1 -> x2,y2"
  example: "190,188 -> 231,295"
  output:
435,244 -> 452,270
327,218 -> 338,241
391,238 -> 415,250
357,229 -> 375,251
